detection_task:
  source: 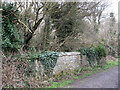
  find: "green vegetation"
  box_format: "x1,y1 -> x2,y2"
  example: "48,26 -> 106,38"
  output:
48,60 -> 119,88
48,80 -> 73,88
1,3 -> 22,54
78,44 -> 106,67
38,51 -> 59,77
2,2 -> 118,88
18,51 -> 60,78
102,60 -> 119,69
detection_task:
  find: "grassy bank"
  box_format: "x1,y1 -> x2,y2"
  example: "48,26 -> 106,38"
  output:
48,60 -> 119,88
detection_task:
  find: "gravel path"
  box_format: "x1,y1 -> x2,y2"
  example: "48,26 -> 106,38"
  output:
64,66 -> 119,88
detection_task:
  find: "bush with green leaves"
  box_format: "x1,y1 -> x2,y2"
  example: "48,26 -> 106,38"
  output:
95,44 -> 106,57
27,51 -> 59,78
1,2 -> 22,54
78,44 -> 106,67
39,51 -> 59,77
94,44 -> 107,65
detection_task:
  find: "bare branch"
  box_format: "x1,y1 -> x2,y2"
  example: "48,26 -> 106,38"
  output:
32,17 -> 44,31
17,19 -> 32,33
35,5 -> 44,23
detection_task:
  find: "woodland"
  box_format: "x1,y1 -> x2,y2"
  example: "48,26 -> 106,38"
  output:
0,0 -> 118,88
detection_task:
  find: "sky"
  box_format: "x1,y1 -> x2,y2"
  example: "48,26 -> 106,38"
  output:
3,0 -> 120,20
105,0 -> 119,20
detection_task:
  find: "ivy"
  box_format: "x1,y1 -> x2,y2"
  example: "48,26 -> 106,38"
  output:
78,44 -> 106,67
27,51 -> 59,78
1,2 -> 22,54
38,51 -> 59,77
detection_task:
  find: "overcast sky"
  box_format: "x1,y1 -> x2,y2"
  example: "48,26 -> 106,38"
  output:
105,0 -> 119,19
4,0 -> 120,20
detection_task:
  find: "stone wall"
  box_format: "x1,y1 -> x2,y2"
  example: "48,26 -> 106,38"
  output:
53,52 -> 88,74
35,52 -> 106,76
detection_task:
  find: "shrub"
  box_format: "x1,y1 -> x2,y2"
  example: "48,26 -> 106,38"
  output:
27,51 -> 59,78
94,44 -> 106,65
95,44 -> 106,57
78,44 -> 106,67
38,51 -> 59,77
1,2 -> 22,54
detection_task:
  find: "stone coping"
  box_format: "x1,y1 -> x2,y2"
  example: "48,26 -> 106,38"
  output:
58,52 -> 81,57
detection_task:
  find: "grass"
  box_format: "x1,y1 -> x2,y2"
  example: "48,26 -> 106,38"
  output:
48,80 -> 73,88
101,60 -> 119,69
47,60 -> 119,88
